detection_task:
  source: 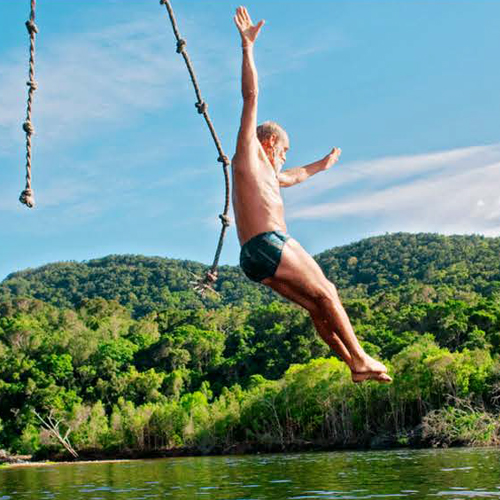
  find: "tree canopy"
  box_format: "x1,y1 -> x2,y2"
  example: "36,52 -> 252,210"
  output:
1,232 -> 500,456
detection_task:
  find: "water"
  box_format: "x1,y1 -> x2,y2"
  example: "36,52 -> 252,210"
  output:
1,448 -> 500,499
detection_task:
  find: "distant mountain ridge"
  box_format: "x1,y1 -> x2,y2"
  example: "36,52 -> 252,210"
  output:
1,233 -> 500,317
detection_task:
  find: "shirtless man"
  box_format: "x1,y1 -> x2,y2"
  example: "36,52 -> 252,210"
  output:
232,6 -> 391,383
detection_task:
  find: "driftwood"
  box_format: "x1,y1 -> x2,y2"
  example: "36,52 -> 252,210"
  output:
34,410 -> 78,458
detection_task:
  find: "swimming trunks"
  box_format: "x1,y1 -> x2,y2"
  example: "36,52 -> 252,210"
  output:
239,231 -> 290,282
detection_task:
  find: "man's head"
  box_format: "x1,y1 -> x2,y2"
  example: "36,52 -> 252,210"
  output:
257,121 -> 289,172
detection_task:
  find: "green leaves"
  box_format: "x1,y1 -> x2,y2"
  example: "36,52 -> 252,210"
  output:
1,233 -> 500,454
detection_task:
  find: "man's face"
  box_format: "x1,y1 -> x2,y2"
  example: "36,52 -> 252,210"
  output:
270,133 -> 289,172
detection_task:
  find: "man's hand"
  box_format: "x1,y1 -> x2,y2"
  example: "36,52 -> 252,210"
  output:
279,147 -> 342,188
234,6 -> 265,47
321,147 -> 342,170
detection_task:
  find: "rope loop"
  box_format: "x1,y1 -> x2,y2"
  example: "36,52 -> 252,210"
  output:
23,121 -> 35,135
27,80 -> 38,90
176,39 -> 186,53
25,20 -> 38,34
219,214 -> 231,227
195,100 -> 207,114
217,154 -> 229,165
19,188 -> 35,208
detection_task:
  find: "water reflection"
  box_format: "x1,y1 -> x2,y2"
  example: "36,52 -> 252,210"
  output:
1,448 -> 500,499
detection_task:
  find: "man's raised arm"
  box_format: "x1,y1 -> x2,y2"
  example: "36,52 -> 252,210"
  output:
279,148 -> 342,187
234,7 -> 265,152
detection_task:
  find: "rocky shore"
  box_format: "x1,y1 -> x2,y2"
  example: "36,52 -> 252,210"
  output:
0,449 -> 31,466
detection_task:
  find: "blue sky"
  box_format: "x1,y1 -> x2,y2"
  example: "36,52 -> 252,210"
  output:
1,0 -> 499,281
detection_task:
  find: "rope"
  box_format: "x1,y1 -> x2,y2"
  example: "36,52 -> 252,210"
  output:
160,0 -> 231,295
20,0 -> 38,208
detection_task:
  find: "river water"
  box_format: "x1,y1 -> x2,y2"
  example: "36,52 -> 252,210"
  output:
1,448 -> 500,499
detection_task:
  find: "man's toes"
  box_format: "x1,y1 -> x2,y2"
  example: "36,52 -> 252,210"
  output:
377,373 -> 392,383
352,371 -> 392,384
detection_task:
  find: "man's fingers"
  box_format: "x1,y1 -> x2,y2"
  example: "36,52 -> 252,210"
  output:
235,6 -> 263,39
325,148 -> 341,167
234,10 -> 247,31
238,6 -> 248,24
236,8 -> 245,25
241,6 -> 251,23
234,15 -> 243,31
237,8 -> 251,31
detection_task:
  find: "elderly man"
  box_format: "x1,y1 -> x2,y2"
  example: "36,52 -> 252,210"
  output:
232,7 -> 391,383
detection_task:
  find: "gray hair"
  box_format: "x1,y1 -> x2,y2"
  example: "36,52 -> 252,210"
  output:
256,121 -> 288,144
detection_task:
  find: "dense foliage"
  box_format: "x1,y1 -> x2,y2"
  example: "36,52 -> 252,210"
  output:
1,233 -> 500,456
3,233 -> 500,317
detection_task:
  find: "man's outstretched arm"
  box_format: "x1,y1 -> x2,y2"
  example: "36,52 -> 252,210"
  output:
234,7 -> 265,153
278,147 -> 342,187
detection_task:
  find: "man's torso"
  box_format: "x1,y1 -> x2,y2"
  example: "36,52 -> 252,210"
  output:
232,141 -> 287,245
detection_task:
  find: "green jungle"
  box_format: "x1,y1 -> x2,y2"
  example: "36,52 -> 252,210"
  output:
1,232 -> 500,459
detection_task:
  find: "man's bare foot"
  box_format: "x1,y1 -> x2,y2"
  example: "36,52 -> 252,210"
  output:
350,354 -> 392,384
351,371 -> 392,384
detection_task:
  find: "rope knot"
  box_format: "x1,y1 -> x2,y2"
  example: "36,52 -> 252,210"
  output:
19,188 -> 35,208
23,121 -> 35,135
159,0 -> 168,4
176,39 -> 186,53
195,100 -> 207,114
217,155 -> 230,165
204,270 -> 218,284
27,80 -> 38,91
25,20 -> 39,35
219,214 -> 231,227
190,270 -> 219,297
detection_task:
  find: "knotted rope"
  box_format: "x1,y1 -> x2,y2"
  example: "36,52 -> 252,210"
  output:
20,0 -> 38,208
160,0 -> 232,295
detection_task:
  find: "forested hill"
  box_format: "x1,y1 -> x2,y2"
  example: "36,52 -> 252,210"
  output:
2,232 -> 500,457
316,233 -> 500,294
1,233 -> 500,317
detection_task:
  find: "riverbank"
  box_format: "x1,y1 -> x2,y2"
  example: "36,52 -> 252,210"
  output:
2,440 -> 499,471
1,458 -> 134,469
0,440 -> 397,468
0,431 -> 464,469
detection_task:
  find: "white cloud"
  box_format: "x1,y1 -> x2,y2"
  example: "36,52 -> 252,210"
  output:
0,8 -> 236,219
0,11 -> 242,154
287,143 -> 500,236
0,6 -> 346,156
0,19 -> 188,150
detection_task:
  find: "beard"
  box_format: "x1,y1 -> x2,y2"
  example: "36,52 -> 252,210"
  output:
272,149 -> 284,170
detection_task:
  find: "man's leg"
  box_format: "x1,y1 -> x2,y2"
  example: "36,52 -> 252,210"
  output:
263,238 -> 391,382
263,277 -> 352,364
310,312 -> 352,365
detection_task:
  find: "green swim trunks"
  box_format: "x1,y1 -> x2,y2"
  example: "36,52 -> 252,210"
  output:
240,231 -> 290,282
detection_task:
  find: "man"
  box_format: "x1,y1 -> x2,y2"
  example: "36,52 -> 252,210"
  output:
232,6 -> 391,383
